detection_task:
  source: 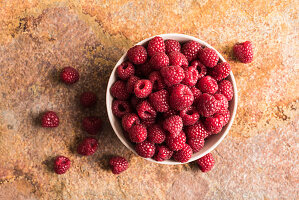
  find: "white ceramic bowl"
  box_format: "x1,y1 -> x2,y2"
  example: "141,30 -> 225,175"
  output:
106,34 -> 238,165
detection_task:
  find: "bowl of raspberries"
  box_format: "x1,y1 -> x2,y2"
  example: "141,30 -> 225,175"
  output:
106,34 -> 237,165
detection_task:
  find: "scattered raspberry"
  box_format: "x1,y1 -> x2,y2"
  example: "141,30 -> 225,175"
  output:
221,109 -> 230,125
149,71 -> 165,91
127,45 -> 147,65
173,144 -> 193,163
197,153 -> 215,172
185,121 -> 210,139
233,41 -> 253,63
190,60 -> 207,79
136,100 -> 157,120
112,100 -> 131,118
160,65 -> 185,87
214,94 -> 228,114
149,89 -> 170,112
209,62 -> 231,81
197,76 -> 218,94
165,130 -> 187,151
163,109 -> 178,119
217,80 -> 233,101
126,75 -> 140,94
190,86 -> 202,103
147,36 -> 165,57
163,115 -> 183,138
187,137 -> 204,153
181,66 -> 199,87
181,41 -> 202,62
180,106 -> 200,126
153,145 -> 173,161
109,156 -> 129,174
168,52 -> 188,67
77,137 -> 99,156
53,156 -> 71,174
170,84 -> 194,111
135,140 -> 156,158
82,116 -> 102,135
136,62 -> 152,77
60,67 -> 79,84
198,48 -> 219,68
80,91 -> 97,107
110,80 -> 130,100
197,93 -> 220,117
141,117 -> 156,128
147,125 -> 166,144
128,124 -> 147,143
116,61 -> 135,80
204,114 -> 224,134
149,52 -> 169,70
41,111 -> 59,128
122,113 -> 140,132
134,79 -> 153,98
165,39 -> 181,54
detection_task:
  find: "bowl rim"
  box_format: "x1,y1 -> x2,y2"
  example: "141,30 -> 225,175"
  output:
106,33 -> 238,165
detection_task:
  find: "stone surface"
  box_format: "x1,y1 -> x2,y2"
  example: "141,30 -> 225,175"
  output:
0,0 -> 298,199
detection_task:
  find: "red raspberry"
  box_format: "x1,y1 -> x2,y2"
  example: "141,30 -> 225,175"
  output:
116,61 -> 135,80
82,116 -> 102,135
122,113 -> 140,132
233,41 -> 253,63
197,93 -> 220,117
197,76 -> 218,94
180,106 -> 200,126
134,79 -> 153,98
126,75 -> 140,94
182,66 -> 199,87
112,100 -> 131,118
136,62 -> 152,77
53,156 -> 71,174
163,115 -> 183,138
135,140 -> 156,158
60,67 -> 79,84
221,109 -> 230,125
209,62 -> 231,81
160,65 -> 185,87
198,47 -> 219,68
149,52 -> 169,70
190,86 -> 202,103
153,145 -> 173,161
109,156 -> 129,174
136,100 -> 157,120
165,130 -> 186,151
141,117 -> 156,128
190,60 -> 207,79
147,36 -> 165,57
77,137 -> 98,156
217,80 -> 233,101
127,45 -> 147,65
204,114 -> 224,134
168,52 -> 188,67
41,111 -> 59,127
187,137 -> 204,153
185,121 -> 210,139
165,39 -> 181,54
149,71 -> 166,91
197,153 -> 215,172
181,41 -> 202,62
149,89 -> 170,112
173,144 -> 193,163
170,84 -> 194,111
214,94 -> 228,114
147,125 -> 166,144
128,124 -> 147,143
80,91 -> 97,107
163,109 -> 178,119
110,80 -> 130,100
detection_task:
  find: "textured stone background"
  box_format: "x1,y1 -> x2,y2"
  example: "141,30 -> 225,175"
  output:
0,0 -> 298,199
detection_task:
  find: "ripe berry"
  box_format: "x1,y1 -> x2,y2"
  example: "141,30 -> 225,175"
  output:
165,39 -> 181,54
160,65 -> 185,87
153,145 -> 173,161
163,115 -> 183,138
149,89 -> 170,113
165,130 -> 186,151
141,117 -> 156,128
116,61 -> 135,80
60,67 -> 79,84
54,156 -> 71,174
80,91 -> 97,107
149,52 -> 169,70
180,106 -> 200,126
163,109 -> 178,119
41,111 -> 59,128
197,76 -> 218,94
217,80 -> 233,101
147,125 -> 166,144
173,144 -> 193,163
190,60 -> 207,79
197,153 -> 215,172
187,137 -> 204,153
126,75 -> 140,94
82,116 -> 102,135
110,80 -> 130,100
128,124 -> 147,143
197,93 -> 220,117
204,114 -> 224,134
233,41 -> 253,63
181,41 -> 202,62
170,84 -> 194,111
214,94 -> 228,114
168,52 -> 188,67
136,100 -> 157,120
221,109 -> 230,125
122,113 -> 140,132
112,100 -> 132,118
210,62 -> 231,81
136,62 -> 152,77
190,86 -> 202,103
147,36 -> 165,57
185,121 -> 210,139
135,140 -> 156,158
127,45 -> 147,65
197,48 -> 219,68
109,156 -> 129,174
134,79 -> 153,98
182,66 -> 199,87
149,71 -> 166,91
77,137 -> 99,156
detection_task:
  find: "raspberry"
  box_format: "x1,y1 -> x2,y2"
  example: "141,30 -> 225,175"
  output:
163,115 -> 183,138
190,86 -> 202,103
149,71 -> 166,91
147,125 -> 166,144
82,116 -> 102,135
122,113 -> 140,132
209,62 -> 231,81
197,153 -> 215,172
149,89 -> 170,112
77,137 -> 98,156
197,93 -> 220,117
197,76 -> 218,94
204,114 -> 224,134
233,41 -> 253,63
165,39 -> 181,54
181,66 -> 199,87
60,67 -> 79,84
141,117 -> 156,128
165,130 -> 186,151
109,156 -> 129,174
187,137 -> 204,153
185,121 -> 210,139
153,145 -> 173,161
220,109 -> 230,125
173,144 -> 193,163
168,52 -> 188,67
198,48 -> 219,68
214,94 -> 228,114
160,65 -> 185,87
181,41 -> 202,62
170,84 -> 194,111
53,156 -> 70,174
110,80 -> 130,100
180,106 -> 200,126
190,60 -> 207,79
80,91 -> 97,107
163,109 -> 178,119
136,62 -> 152,77
112,100 -> 131,118
134,79 -> 153,98
147,36 -> 165,57
149,52 -> 169,70
135,140 -> 156,158
128,124 -> 147,143
127,45 -> 147,65
136,100 -> 157,120
217,80 -> 233,101
116,61 -> 135,80
41,111 -> 59,127
126,75 -> 140,94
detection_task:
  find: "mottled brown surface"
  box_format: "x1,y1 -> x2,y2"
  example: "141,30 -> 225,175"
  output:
0,1 -> 298,199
